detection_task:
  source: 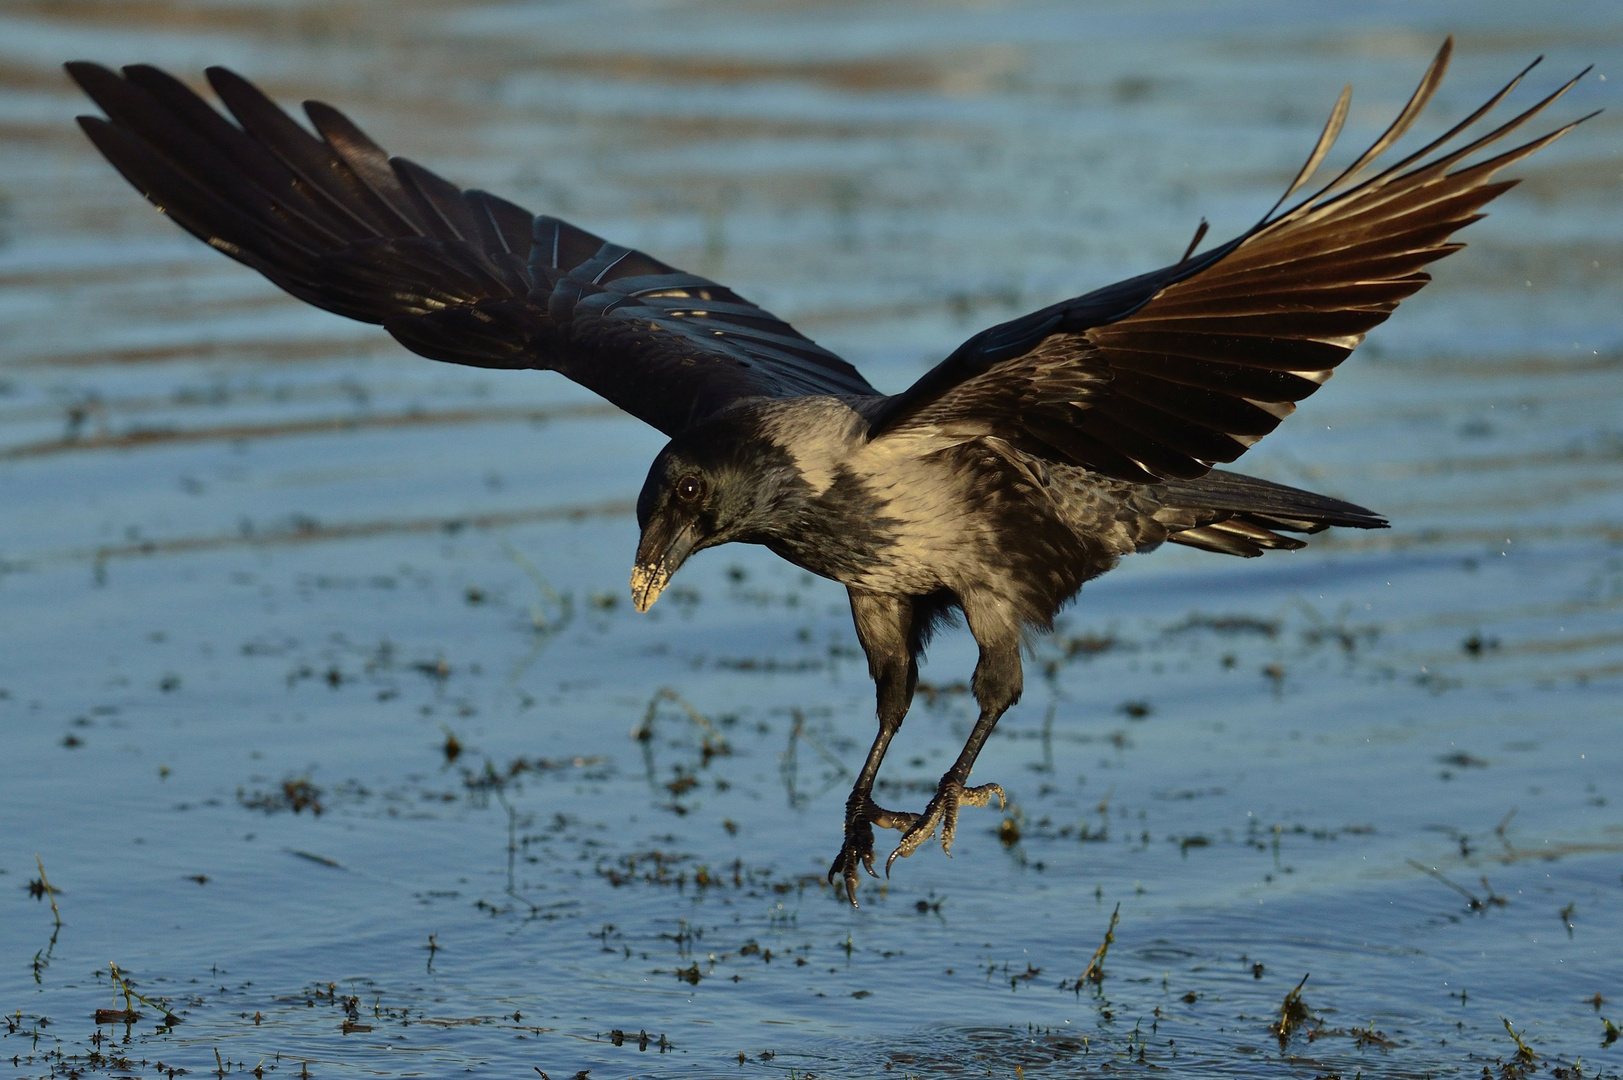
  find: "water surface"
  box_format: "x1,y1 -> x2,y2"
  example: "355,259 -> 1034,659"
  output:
2,2 -> 1621,1077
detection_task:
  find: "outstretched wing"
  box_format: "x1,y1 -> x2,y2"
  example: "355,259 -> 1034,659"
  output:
67,62 -> 877,437
867,39 -> 1595,482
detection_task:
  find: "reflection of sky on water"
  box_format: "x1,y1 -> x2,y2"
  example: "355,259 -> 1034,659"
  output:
1,2 -> 1619,1076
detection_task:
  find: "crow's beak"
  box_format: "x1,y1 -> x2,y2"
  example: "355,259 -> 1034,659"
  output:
630,520 -> 699,612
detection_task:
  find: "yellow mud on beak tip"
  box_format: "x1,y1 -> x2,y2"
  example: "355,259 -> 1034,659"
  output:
630,563 -> 670,613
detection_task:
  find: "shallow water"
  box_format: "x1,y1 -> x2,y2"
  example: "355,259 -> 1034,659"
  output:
2,2 -> 1621,1077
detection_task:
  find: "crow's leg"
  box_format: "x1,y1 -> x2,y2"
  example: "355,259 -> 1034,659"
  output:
887,598 -> 1021,872
829,589 -> 925,906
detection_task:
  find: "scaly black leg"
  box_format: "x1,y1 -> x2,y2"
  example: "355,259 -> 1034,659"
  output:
829,590 -> 926,906
888,598 -> 1021,872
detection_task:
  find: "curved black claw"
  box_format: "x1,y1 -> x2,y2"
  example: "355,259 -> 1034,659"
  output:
828,791 -> 918,906
885,776 -> 1006,876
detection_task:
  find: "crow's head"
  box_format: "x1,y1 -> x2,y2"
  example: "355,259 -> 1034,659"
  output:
631,418 -> 797,612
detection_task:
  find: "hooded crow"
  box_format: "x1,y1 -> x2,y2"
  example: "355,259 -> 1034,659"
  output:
67,39 -> 1591,904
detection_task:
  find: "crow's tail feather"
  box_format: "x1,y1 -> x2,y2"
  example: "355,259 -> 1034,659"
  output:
1152,469 -> 1386,558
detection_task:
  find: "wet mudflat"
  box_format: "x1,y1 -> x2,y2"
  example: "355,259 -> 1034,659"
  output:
2,1 -> 1621,1076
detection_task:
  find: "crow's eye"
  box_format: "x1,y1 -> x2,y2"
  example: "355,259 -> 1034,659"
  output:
676,475 -> 702,502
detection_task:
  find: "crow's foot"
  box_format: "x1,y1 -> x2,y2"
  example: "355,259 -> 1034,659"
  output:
885,776 -> 1006,874
828,791 -> 918,906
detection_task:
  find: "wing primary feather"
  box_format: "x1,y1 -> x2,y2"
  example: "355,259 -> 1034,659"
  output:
1295,57 -> 1566,223
1280,74 -> 1591,240
1407,70 -> 1593,178
1264,82 -> 1351,220
70,63 -> 358,254
303,100 -> 435,236
205,68 -> 423,239
1304,37 -> 1453,202
1456,112 -> 1601,178
73,115 -> 323,267
117,64 -> 343,230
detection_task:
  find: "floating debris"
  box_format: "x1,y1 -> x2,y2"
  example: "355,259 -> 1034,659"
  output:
1062,904 -> 1120,991
1270,974 -> 1314,1047
239,776 -> 324,815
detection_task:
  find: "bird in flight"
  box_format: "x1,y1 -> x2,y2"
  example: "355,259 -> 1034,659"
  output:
69,40 -> 1590,905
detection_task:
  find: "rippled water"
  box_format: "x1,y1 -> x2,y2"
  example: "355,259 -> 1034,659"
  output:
2,2 -> 1621,1077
